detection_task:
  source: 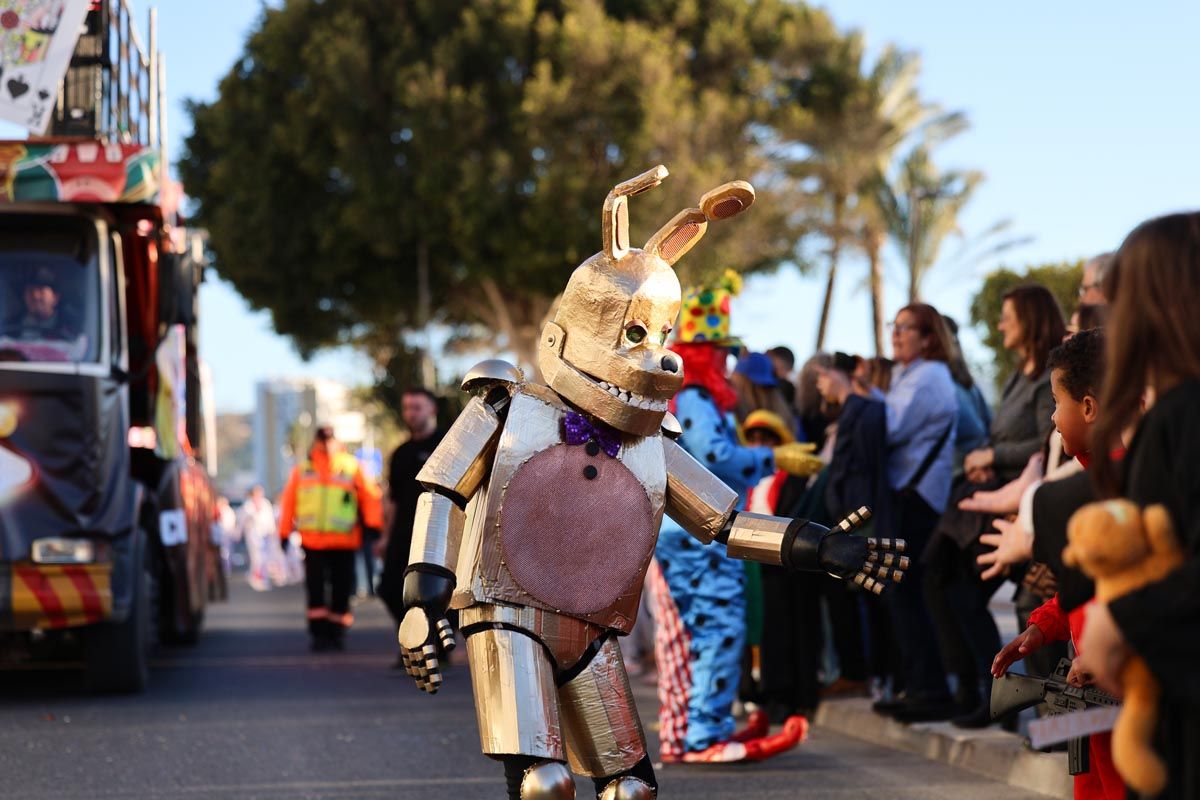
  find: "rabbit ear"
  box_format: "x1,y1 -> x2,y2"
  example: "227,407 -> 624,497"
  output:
699,180 -> 755,221
603,165 -> 669,260
645,180 -> 756,266
644,208 -> 708,265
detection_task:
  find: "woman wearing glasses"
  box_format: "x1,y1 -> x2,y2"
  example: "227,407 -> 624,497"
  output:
817,302 -> 959,721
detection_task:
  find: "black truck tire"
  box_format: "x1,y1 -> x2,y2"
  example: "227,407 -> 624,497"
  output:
84,552 -> 151,694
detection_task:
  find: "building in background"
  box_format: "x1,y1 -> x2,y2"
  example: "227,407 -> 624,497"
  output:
252,378 -> 367,497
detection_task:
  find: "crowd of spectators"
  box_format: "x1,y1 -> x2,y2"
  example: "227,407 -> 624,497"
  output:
674,211 -> 1200,798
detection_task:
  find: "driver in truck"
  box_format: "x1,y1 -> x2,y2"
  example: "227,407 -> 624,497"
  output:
12,265 -> 75,340
0,264 -> 85,362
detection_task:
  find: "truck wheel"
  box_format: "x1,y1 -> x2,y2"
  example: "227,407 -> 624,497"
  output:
84,567 -> 150,694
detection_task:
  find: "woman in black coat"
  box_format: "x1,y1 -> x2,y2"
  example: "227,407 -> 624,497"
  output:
1078,212 -> 1200,799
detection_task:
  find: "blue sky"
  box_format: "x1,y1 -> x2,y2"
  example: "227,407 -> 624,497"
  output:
18,1 -> 1198,411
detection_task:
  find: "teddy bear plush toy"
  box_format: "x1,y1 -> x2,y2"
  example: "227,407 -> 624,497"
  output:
1063,499 -> 1184,796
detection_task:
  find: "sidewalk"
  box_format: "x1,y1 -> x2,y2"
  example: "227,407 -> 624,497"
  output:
809,585 -> 1072,798
813,699 -> 1071,798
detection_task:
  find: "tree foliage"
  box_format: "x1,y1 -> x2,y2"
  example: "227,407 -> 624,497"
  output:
181,0 -> 849,380
969,260 -> 1082,390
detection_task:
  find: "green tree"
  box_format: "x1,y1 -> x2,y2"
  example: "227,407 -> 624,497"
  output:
181,0 -> 844,382
969,260 -> 1083,389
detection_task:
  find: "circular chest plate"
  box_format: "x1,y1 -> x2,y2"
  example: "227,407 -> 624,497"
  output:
498,443 -> 656,616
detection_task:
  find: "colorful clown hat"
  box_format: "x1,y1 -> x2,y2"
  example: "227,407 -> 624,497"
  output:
678,269 -> 743,345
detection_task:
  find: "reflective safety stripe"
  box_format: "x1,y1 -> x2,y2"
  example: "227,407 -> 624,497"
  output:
295,453 -> 360,534
9,564 -> 113,630
327,612 -> 354,628
306,607 -> 329,620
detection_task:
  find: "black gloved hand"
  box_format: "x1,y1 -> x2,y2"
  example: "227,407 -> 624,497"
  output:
399,567 -> 457,694
781,508 -> 908,594
402,567 -> 454,616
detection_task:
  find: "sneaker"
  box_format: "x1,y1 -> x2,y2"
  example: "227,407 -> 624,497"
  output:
872,692 -> 910,715
890,695 -> 958,723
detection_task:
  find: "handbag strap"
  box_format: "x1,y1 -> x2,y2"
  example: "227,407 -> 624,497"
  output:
902,422 -> 953,494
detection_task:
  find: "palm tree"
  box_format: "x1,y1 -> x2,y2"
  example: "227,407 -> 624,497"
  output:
875,146 -> 1029,302
790,36 -> 947,351
857,111 -> 967,351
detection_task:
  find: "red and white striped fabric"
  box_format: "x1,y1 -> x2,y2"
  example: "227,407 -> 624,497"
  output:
647,558 -> 691,759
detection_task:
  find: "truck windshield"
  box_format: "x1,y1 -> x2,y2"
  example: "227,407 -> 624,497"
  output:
0,215 -> 101,365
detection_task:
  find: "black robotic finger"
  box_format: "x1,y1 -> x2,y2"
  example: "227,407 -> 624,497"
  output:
853,571 -> 884,595
833,506 -> 872,533
867,552 -> 911,572
869,563 -> 905,583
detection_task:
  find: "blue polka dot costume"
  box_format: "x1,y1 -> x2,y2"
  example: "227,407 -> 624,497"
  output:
654,384 -> 776,754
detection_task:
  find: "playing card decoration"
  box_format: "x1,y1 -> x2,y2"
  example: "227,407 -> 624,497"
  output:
0,0 -> 90,134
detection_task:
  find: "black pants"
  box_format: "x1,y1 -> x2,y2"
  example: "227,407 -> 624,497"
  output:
885,490 -> 950,698
358,530 -> 379,597
378,525 -> 413,626
304,548 -> 355,637
823,577 -> 868,682
923,534 -> 1003,707
865,591 -> 903,689
760,565 -> 869,716
759,565 -> 823,714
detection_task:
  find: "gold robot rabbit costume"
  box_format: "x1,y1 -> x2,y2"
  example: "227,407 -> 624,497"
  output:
398,166 -> 908,800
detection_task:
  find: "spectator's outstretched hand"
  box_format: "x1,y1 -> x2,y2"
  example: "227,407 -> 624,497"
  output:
958,453 -> 1043,515
976,516 -> 1033,580
992,624 -> 1046,677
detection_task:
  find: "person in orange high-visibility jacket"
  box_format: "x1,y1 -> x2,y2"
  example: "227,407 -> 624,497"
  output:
278,425 -> 383,651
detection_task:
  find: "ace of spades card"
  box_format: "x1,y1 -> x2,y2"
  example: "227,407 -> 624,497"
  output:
0,0 -> 90,134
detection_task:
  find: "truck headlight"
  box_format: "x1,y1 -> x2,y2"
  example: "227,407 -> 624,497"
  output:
31,538 -> 97,564
0,445 -> 33,504
0,401 -> 16,437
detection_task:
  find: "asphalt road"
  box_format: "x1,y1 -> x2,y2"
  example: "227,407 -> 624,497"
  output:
0,580 -> 1050,799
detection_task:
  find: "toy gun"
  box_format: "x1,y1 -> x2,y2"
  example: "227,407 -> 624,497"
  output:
990,657 -> 1120,775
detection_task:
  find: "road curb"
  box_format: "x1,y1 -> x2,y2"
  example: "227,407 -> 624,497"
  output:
813,698 -> 1072,799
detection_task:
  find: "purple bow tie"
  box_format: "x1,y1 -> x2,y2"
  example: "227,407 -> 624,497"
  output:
563,411 -> 621,458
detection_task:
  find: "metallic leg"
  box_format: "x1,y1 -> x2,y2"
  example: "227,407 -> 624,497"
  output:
520,760 -> 575,799
593,754 -> 657,799
597,776 -> 655,800
467,626 -> 566,763
559,635 -> 647,778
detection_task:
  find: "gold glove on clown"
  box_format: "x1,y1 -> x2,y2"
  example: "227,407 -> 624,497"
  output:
398,166 -> 908,799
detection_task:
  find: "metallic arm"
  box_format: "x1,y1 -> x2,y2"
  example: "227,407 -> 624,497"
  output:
663,437 -> 907,593
662,435 -> 738,544
402,366 -> 516,693
719,507 -> 905,594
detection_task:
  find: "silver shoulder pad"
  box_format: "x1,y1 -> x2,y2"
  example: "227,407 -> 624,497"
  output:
461,359 -> 524,395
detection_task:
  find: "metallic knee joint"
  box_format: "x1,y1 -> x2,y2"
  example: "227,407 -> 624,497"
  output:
598,776 -> 655,800
521,761 -> 575,800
